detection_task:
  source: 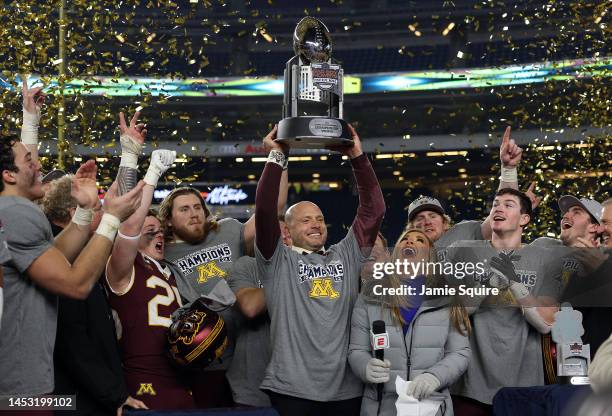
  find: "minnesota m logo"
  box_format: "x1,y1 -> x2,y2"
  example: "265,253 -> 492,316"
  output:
197,261 -> 227,283
136,383 -> 157,396
309,278 -> 340,299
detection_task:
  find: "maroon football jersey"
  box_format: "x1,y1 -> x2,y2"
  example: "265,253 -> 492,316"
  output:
106,252 -> 194,409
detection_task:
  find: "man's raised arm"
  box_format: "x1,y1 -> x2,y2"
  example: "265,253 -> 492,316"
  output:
243,128 -> 288,254
482,127 -> 541,239
27,180 -> 144,299
345,125 -> 386,255
255,126 -> 287,260
20,76 -> 45,163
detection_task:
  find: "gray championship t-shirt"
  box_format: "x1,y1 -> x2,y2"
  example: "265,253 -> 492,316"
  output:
0,196 -> 56,398
530,236 -> 563,247
0,218 -> 11,265
226,256 -> 271,407
435,220 -> 483,249
255,227 -> 365,401
165,217 -> 245,371
441,240 -> 562,404
529,238 -> 588,292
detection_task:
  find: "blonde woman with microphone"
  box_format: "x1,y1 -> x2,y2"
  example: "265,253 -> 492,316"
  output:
349,228 -> 471,416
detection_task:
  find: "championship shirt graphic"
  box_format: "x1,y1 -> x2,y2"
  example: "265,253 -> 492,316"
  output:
473,269 -> 537,288
561,257 -> 583,287
175,244 -> 232,283
136,383 -> 157,396
476,267 -> 539,305
297,260 -> 344,300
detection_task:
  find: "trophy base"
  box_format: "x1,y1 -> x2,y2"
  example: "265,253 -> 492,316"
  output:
276,117 -> 353,149
556,375 -> 590,385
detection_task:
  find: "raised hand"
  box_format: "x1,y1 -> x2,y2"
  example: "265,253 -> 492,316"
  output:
524,182 -> 542,210
118,111 -> 145,174
21,75 -> 45,116
74,159 -> 97,181
20,76 -> 45,149
71,160 -> 99,209
330,124 -> 363,158
119,111 -> 147,144
144,149 -> 177,187
262,124 -> 289,154
500,126 -> 522,169
344,124 -> 364,159
103,181 -> 145,221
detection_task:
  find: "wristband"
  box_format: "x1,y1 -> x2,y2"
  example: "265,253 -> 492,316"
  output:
21,109 -> 40,146
509,281 -> 530,300
119,134 -> 142,169
95,213 -> 121,242
117,230 -> 142,240
71,206 -> 94,226
267,150 -> 288,170
144,169 -> 161,187
500,166 -> 518,183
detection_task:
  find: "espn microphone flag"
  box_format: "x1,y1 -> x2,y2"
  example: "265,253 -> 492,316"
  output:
372,320 -> 390,354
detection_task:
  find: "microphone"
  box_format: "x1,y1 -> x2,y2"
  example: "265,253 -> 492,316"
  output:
371,320 -> 389,403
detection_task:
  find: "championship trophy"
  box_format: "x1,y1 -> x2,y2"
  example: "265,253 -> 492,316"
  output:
275,16 -> 353,149
551,304 -> 591,385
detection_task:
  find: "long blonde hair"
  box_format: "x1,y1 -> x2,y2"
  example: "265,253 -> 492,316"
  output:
387,228 -> 471,336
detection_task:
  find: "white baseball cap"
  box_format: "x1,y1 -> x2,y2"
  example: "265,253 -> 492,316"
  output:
408,196 -> 445,221
558,195 -> 603,224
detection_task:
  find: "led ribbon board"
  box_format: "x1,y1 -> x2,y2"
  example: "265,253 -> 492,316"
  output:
2,57 -> 609,97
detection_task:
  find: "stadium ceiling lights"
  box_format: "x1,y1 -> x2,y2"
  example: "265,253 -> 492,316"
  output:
3,57 -> 610,97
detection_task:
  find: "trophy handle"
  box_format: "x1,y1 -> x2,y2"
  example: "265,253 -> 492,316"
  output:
283,56 -> 300,119
330,58 -> 343,119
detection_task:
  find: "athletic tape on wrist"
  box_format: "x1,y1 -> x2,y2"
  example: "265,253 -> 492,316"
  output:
509,281 -> 530,300
21,109 -> 40,146
95,213 -> 121,242
119,134 -> 142,169
500,166 -> 518,183
143,168 -> 161,187
267,150 -> 288,169
120,154 -> 138,169
71,206 -> 94,226
118,230 -> 142,240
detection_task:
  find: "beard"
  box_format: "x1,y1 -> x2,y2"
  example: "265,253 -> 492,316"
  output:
173,222 -> 207,244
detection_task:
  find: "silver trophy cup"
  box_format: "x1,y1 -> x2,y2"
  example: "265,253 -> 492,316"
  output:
275,17 -> 353,149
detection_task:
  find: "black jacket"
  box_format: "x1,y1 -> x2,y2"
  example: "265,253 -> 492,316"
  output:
562,252 -> 612,358
54,280 -> 128,416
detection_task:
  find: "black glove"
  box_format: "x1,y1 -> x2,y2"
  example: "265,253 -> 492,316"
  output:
488,252 -> 521,289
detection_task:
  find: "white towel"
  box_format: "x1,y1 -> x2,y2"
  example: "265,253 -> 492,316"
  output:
395,376 -> 443,416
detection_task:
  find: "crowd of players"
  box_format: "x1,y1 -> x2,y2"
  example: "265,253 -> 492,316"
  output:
0,82 -> 611,416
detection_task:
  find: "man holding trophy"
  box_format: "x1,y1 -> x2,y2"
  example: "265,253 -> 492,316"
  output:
253,18 -> 386,415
